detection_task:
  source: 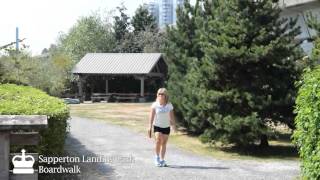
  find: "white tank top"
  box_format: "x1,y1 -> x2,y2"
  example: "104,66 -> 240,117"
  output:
151,101 -> 174,128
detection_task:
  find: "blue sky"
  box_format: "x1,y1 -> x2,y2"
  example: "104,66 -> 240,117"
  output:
0,0 -> 147,55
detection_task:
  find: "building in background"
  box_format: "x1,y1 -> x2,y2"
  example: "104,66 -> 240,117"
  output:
159,0 -> 173,28
280,0 -> 320,55
147,0 -> 159,26
147,0 -> 184,28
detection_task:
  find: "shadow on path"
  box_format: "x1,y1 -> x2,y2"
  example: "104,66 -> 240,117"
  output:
39,134 -> 116,180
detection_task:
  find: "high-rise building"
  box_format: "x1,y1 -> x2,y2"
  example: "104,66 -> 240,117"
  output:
148,0 -> 159,26
147,0 -> 184,28
159,0 -> 173,28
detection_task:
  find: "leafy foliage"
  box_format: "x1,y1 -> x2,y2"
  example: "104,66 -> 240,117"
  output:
113,5 -> 131,42
59,14 -> 115,62
0,69 -> 3,81
293,67 -> 320,179
0,47 -> 73,97
0,84 -> 69,155
293,29 -> 320,179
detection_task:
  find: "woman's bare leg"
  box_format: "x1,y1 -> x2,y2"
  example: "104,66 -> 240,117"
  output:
154,132 -> 161,156
160,134 -> 169,160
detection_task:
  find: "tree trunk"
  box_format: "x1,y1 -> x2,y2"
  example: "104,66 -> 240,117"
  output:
260,134 -> 269,147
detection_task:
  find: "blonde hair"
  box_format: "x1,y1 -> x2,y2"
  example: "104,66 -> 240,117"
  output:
156,88 -> 169,104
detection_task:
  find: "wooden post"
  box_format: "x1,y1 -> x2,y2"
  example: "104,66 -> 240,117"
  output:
77,75 -> 84,103
0,131 -> 10,180
161,77 -> 165,87
0,115 -> 47,180
90,79 -> 94,98
140,76 -> 145,97
106,79 -> 109,94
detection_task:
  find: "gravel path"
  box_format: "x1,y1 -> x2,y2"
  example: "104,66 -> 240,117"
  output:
64,116 -> 300,180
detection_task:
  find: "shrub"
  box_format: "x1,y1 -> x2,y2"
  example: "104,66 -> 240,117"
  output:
0,84 -> 69,155
293,67 -> 320,179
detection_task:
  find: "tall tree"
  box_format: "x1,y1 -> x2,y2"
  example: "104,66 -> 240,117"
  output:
59,14 -> 115,62
166,0 -> 304,147
165,0 -> 207,133
131,5 -> 158,33
113,5 -> 131,42
113,4 -> 163,53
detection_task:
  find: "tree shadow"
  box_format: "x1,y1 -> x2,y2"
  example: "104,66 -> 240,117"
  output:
196,131 -> 299,160
176,129 -> 298,159
271,132 -> 294,144
38,134 -> 116,180
220,144 -> 298,159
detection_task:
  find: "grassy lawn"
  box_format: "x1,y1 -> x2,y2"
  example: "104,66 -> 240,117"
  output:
69,102 -> 299,161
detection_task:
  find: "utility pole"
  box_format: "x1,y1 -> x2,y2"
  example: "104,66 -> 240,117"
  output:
16,27 -> 19,51
0,27 -> 26,51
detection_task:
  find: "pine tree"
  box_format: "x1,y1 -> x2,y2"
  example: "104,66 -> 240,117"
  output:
113,4 -> 161,53
131,5 -> 158,33
165,0 -> 209,133
166,0 -> 304,147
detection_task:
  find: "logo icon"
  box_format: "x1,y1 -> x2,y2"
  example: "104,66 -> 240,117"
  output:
12,149 -> 35,174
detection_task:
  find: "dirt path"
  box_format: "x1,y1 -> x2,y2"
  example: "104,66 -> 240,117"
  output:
65,116 -> 300,180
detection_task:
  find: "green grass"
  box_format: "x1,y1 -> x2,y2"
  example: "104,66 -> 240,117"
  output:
69,102 -> 299,161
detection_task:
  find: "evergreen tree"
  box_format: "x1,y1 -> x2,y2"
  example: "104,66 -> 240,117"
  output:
165,0 -> 207,133
131,5 -> 158,33
166,0 -> 303,147
306,11 -> 320,37
114,4 -> 163,53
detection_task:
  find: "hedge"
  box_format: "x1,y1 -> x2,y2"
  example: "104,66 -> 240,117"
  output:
0,84 -> 69,155
293,67 -> 320,179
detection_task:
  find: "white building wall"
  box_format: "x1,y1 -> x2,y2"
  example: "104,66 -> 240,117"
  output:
279,0 -> 317,7
148,1 -> 159,25
280,0 -> 320,55
159,0 -> 174,27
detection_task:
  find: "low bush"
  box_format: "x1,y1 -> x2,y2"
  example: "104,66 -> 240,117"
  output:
0,84 -> 69,155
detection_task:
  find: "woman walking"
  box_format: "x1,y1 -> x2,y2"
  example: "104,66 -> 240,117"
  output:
148,88 -> 176,167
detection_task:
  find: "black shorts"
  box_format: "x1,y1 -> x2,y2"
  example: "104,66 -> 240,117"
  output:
153,125 -> 170,135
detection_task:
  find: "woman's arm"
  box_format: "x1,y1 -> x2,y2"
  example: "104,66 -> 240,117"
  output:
169,110 -> 177,132
149,108 -> 155,129
148,108 -> 155,138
